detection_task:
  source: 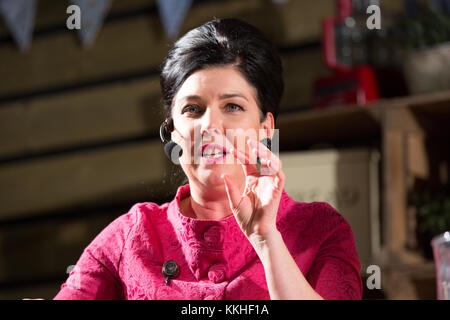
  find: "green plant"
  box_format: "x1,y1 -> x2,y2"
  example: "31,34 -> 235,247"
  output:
394,4 -> 450,50
410,188 -> 450,259
415,192 -> 450,236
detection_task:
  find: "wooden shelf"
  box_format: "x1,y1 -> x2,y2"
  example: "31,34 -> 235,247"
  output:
277,104 -> 380,150
277,90 -> 450,150
277,90 -> 450,267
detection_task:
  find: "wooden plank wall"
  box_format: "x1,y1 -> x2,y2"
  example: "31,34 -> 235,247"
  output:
0,0 -> 342,299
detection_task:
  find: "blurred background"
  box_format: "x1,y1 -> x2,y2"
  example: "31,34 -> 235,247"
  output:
0,0 -> 449,300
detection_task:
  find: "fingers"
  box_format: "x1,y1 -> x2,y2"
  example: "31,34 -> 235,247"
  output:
247,139 -> 282,175
231,145 -> 260,176
225,136 -> 282,178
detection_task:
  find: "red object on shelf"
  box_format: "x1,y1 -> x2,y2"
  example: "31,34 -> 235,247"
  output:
313,65 -> 379,108
313,0 -> 379,109
322,0 -> 353,72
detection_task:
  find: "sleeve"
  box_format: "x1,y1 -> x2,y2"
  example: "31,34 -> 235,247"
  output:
306,205 -> 363,300
53,210 -> 135,300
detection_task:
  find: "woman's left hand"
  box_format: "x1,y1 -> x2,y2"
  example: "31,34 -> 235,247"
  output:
222,139 -> 285,242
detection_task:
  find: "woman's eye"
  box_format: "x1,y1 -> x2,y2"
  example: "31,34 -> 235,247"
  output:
182,105 -> 202,115
225,103 -> 244,112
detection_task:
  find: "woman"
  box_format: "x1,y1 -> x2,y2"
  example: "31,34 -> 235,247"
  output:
54,18 -> 362,300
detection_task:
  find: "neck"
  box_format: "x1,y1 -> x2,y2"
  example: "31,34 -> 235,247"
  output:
183,181 -> 240,220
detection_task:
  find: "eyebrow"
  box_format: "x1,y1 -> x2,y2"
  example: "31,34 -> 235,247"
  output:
179,93 -> 249,102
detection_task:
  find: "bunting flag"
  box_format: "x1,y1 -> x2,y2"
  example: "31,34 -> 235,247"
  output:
156,0 -> 193,39
0,0 -> 36,51
0,0 -> 202,50
70,0 -> 112,46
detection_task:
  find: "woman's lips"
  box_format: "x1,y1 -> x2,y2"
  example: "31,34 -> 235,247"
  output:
199,143 -> 228,163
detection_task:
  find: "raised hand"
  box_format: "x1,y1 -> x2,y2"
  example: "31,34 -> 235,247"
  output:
222,139 -> 285,241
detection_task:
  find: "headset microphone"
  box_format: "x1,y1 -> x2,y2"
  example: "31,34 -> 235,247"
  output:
164,141 -> 183,163
160,118 -> 183,164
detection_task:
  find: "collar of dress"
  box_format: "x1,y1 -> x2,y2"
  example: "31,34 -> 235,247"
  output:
166,184 -> 293,282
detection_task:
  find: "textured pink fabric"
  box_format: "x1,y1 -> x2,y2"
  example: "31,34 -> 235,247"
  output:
54,184 -> 362,300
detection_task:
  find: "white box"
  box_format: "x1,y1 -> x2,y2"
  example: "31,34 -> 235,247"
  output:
280,148 -> 381,266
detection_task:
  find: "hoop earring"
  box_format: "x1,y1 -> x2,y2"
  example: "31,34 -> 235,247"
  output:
159,118 -> 183,164
159,118 -> 173,144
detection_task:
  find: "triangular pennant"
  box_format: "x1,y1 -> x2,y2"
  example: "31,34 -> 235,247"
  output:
0,0 -> 36,51
69,0 -> 112,46
156,0 -> 193,39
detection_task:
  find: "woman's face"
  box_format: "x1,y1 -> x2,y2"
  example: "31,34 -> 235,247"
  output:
170,65 -> 274,191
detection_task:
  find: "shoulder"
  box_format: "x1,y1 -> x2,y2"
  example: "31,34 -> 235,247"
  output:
278,193 -> 355,247
55,201 -> 168,299
302,202 -> 356,247
122,201 -> 165,229
279,191 -> 350,230
95,202 -> 162,239
300,201 -> 350,232
86,201 -> 165,264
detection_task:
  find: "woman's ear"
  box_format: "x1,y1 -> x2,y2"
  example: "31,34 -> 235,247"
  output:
260,112 -> 275,139
169,118 -> 182,145
171,126 -> 183,146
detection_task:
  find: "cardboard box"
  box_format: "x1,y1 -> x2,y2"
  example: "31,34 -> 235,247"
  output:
280,148 -> 381,266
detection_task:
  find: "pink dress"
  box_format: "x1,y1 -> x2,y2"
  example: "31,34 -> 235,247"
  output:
54,184 -> 362,300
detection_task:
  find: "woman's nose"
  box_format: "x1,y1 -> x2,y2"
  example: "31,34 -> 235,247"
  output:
200,108 -> 222,137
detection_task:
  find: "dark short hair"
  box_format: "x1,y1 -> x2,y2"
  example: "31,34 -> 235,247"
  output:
159,18 -> 284,122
